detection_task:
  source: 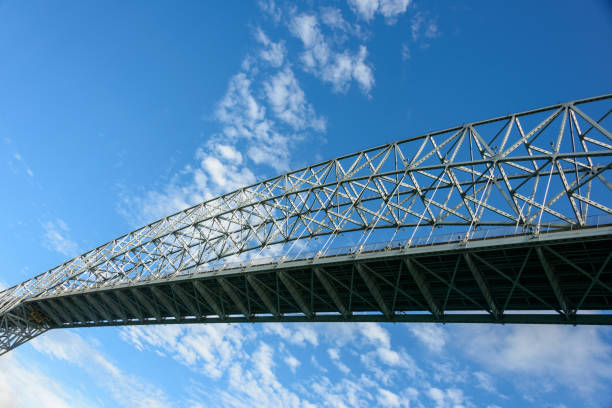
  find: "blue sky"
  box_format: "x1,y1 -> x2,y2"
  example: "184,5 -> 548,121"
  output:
1,1 -> 612,407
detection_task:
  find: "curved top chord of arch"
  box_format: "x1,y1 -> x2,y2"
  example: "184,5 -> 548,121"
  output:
1,94 -> 612,354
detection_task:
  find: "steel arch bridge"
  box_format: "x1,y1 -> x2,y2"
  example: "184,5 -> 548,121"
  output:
2,95 -> 612,355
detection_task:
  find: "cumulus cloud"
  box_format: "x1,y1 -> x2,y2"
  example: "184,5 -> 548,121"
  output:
320,7 -> 352,33
427,387 -> 468,408
120,324 -> 255,379
348,0 -> 411,24
284,354 -> 301,373
408,324 -> 447,353
264,67 -> 326,131
256,28 -> 287,67
377,388 -> 403,407
263,324 -> 319,347
327,347 -> 351,374
290,13 -> 374,94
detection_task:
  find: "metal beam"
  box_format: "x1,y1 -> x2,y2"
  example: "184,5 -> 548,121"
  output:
150,286 -> 180,320
171,284 -> 199,317
130,287 -> 161,321
463,253 -> 501,319
58,297 -> 87,323
355,263 -> 392,318
278,271 -> 313,318
85,294 -> 113,322
99,292 -> 128,322
217,278 -> 250,318
116,291 -> 144,321
70,296 -> 98,322
37,301 -> 64,327
404,258 -> 442,319
42,312 -> 612,326
193,280 -> 225,319
313,267 -> 350,318
536,246 -> 570,316
47,299 -> 74,324
246,275 -> 280,317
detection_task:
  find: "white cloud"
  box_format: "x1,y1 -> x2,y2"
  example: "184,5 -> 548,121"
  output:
258,0 -> 282,23
348,0 -> 411,24
410,12 -> 439,44
327,348 -> 351,374
264,67 -> 326,131
120,324 -> 255,379
320,7 -> 351,32
431,361 -> 467,385
379,0 -> 412,22
410,12 -> 424,41
256,28 -> 287,67
357,323 -> 391,348
290,14 -> 375,94
377,388 -> 402,407
291,14 -> 320,48
474,371 -> 497,394
427,387 -> 467,408
219,342 -> 312,407
30,330 -> 171,408
262,324 -> 318,347
401,43 -> 411,61
328,347 -> 340,360
216,144 -> 243,164
10,152 -> 34,177
348,0 -> 379,22
424,19 -> 439,39
42,219 -> 79,258
284,354 -> 301,373
0,352 -> 91,408
454,325 -> 612,396
408,324 -> 447,352
311,376 -> 375,407
120,41 -> 325,224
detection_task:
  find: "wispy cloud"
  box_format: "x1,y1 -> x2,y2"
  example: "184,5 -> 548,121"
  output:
402,10 -> 440,59
8,152 -> 34,178
348,0 -> 412,24
30,330 -> 171,408
264,67 -> 326,131
284,353 -> 301,373
290,13 -> 375,94
453,324 -> 612,397
0,352 -> 90,408
42,219 -> 79,258
255,28 -> 287,67
408,324 -> 447,353
119,28 -> 325,226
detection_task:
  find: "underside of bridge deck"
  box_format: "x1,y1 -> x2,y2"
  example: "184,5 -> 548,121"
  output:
8,229 -> 612,334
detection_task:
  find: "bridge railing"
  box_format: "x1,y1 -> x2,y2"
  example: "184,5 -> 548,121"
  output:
181,213 -> 612,277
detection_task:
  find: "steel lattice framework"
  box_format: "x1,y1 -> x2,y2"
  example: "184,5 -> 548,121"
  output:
1,94 -> 612,355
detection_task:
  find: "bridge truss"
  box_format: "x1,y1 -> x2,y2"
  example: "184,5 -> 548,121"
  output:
1,94 -> 611,354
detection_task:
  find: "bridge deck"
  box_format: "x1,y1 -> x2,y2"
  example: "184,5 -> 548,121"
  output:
11,227 -> 612,330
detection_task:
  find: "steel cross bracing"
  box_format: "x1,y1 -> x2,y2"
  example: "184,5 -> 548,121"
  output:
1,94 -> 612,355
